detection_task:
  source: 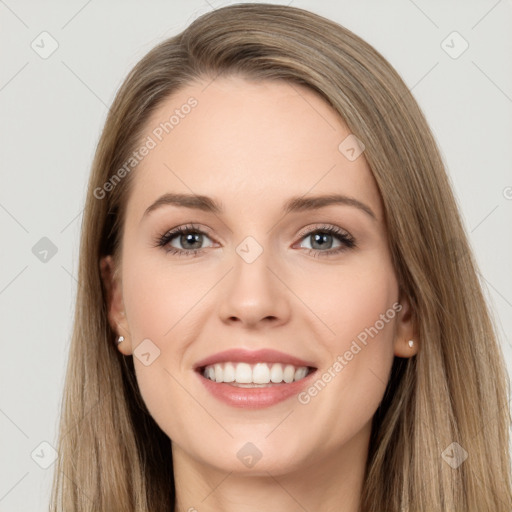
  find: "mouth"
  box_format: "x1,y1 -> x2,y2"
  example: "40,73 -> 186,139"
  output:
193,349 -> 318,408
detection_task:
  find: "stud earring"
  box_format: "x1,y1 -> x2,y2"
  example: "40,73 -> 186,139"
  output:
117,335 -> 124,345
408,340 -> 414,348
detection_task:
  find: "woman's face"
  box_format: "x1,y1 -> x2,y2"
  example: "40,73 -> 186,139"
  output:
102,75 -> 415,475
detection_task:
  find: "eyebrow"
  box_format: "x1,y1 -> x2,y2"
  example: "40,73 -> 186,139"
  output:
143,192 -> 377,221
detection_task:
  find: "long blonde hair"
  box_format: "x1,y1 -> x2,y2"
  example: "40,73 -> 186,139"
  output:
49,3 -> 512,510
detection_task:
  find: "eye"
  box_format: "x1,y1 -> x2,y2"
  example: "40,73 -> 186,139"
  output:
156,224 -> 214,257
295,225 -> 356,257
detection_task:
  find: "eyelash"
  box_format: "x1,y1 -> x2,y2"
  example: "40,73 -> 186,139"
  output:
155,223 -> 356,258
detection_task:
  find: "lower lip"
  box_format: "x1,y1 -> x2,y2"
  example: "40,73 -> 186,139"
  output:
196,369 -> 317,409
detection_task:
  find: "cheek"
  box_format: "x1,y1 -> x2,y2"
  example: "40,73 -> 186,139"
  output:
121,251 -> 211,347
297,257 -> 398,352
296,263 -> 398,414
330,271 -> 398,353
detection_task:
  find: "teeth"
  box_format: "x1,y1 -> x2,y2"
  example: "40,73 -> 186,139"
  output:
235,362 -> 252,383
223,362 -> 235,382
214,363 -> 224,383
270,363 -> 283,383
253,363 -> 270,384
202,362 -> 311,384
283,364 -> 295,383
294,367 -> 308,380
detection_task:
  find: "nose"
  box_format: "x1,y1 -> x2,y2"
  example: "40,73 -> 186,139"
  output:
218,246 -> 292,329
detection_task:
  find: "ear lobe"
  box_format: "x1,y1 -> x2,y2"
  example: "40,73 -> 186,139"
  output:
393,295 -> 418,358
100,255 -> 131,354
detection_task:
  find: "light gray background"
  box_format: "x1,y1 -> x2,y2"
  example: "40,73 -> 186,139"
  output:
1,0 -> 511,510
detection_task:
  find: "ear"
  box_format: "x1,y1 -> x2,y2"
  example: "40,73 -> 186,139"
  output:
100,255 -> 132,356
393,293 -> 418,358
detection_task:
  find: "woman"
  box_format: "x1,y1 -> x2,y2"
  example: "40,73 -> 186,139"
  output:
49,3 -> 512,511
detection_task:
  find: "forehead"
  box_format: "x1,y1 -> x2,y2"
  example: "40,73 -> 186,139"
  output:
127,76 -> 383,222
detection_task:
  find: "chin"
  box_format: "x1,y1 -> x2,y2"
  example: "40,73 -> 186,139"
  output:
188,437 -> 313,477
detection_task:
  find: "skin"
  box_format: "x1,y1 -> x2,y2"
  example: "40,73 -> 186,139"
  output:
101,75 -> 416,512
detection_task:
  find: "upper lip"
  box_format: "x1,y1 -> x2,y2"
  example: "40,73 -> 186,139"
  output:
194,348 -> 317,370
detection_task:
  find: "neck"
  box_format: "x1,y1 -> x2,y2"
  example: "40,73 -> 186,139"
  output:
172,421 -> 371,512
